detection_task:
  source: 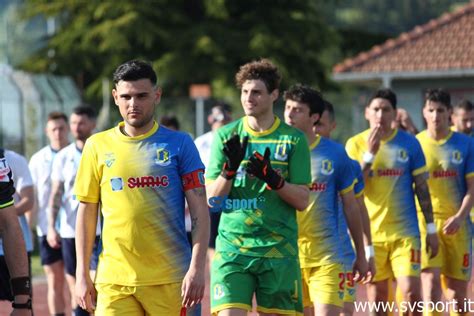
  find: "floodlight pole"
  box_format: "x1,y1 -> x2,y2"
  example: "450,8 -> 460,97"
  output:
196,97 -> 205,136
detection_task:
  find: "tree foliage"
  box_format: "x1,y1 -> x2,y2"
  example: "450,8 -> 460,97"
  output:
20,0 -> 338,101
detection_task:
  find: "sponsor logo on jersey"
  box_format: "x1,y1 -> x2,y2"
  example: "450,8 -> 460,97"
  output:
274,144 -> 288,161
110,177 -> 123,191
433,169 -> 458,178
0,158 -> 11,182
104,153 -> 116,168
213,284 -> 225,300
451,150 -> 463,164
397,149 -> 409,163
310,182 -> 327,192
155,148 -> 171,166
128,175 -> 169,188
377,169 -> 404,177
321,159 -> 334,175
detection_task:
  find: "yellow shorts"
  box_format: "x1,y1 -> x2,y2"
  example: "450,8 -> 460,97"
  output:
373,237 -> 421,282
301,263 -> 344,308
95,282 -> 182,315
420,218 -> 472,281
342,264 -> 356,303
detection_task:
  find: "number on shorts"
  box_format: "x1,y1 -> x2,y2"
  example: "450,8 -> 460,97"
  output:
463,253 -> 470,268
410,249 -> 421,263
338,272 -> 345,290
346,272 -> 354,288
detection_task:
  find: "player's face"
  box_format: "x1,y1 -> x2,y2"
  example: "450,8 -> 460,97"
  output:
313,110 -> 335,138
70,113 -> 96,142
365,98 -> 396,131
113,79 -> 161,130
423,100 -> 451,133
46,118 -> 69,146
452,108 -> 474,135
284,100 -> 318,133
241,80 -> 277,118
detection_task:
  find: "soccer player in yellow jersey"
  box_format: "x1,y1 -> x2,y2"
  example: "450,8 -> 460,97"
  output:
74,60 -> 210,315
417,89 -> 474,315
451,100 -> 474,137
346,89 -> 438,316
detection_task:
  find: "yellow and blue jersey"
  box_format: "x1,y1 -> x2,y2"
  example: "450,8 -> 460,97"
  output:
416,131 -> 474,231
74,121 -> 204,286
338,159 -> 365,267
346,129 -> 427,242
298,136 -> 355,268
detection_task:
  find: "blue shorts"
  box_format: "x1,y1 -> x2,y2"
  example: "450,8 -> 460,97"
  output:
61,236 -> 101,276
38,235 -> 63,265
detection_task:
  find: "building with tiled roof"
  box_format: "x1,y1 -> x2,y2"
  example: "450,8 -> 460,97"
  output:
333,1 -> 474,130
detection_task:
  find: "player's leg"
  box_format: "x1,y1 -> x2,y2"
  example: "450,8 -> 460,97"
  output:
256,256 -> 304,316
39,235 -> 66,315
341,267 -> 356,316
211,252 -> 255,315
367,241 -> 392,315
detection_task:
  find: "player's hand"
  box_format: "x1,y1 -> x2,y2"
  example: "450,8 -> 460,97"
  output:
366,256 -> 376,283
352,255 -> 370,284
76,274 -> 96,313
46,228 -> 61,249
367,124 -> 382,155
443,215 -> 462,235
221,135 -> 248,179
425,232 -> 439,259
246,147 -> 285,190
181,266 -> 205,308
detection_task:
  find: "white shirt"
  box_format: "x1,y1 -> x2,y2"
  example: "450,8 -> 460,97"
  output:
29,146 -> 58,237
51,143 -> 100,238
0,150 -> 34,254
194,131 -> 214,169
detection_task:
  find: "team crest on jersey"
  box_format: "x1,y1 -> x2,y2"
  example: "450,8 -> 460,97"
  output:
110,177 -> 123,191
104,153 -> 116,168
321,159 -> 334,175
397,149 -> 409,163
213,284 -> 225,300
274,144 -> 288,161
451,150 -> 463,164
155,147 -> 171,166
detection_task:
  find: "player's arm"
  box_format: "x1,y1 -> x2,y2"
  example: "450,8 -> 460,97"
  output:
356,194 -> 375,280
14,186 -> 34,218
443,177 -> 474,235
274,184 -> 309,211
182,169 -> 210,308
413,172 -> 438,258
341,190 -> 369,283
47,179 -> 64,249
75,201 -> 99,314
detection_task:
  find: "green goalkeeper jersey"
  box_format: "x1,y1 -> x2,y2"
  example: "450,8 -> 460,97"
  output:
206,116 -> 311,258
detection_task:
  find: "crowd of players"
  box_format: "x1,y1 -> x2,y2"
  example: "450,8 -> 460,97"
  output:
0,58 -> 473,316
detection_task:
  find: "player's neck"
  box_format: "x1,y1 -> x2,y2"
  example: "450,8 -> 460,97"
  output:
380,126 -> 395,139
123,120 -> 155,137
246,112 -> 275,132
427,127 -> 450,140
75,139 -> 86,151
304,129 -> 317,145
50,141 -> 67,152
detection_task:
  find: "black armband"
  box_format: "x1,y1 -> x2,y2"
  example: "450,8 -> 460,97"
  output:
10,276 -> 31,296
12,299 -> 32,310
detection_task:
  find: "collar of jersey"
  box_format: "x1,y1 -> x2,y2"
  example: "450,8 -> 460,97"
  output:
115,121 -> 159,141
309,135 -> 321,150
425,129 -> 453,145
380,128 -> 398,144
243,116 -> 280,137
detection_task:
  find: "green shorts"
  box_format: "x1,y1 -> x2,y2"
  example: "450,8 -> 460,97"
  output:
210,252 -> 303,315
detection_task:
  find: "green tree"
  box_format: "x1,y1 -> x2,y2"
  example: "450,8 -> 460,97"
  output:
20,0 -> 338,102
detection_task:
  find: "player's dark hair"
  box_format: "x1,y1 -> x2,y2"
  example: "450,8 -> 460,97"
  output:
283,84 -> 325,118
113,60 -> 157,86
424,88 -> 451,109
72,105 -> 97,120
235,59 -> 281,93
47,111 -> 68,123
454,99 -> 473,112
160,115 -> 180,130
323,100 -> 335,123
368,88 -> 397,110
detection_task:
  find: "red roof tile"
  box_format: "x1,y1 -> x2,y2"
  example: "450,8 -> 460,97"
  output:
333,2 -> 474,74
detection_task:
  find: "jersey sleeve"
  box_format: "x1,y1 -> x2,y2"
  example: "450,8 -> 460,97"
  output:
466,138 -> 474,179
7,151 -> 33,191
205,129 -> 227,182
74,139 -> 101,203
178,134 -> 205,176
28,155 -> 38,185
289,134 -> 311,185
345,136 -> 360,162
409,136 -> 427,176
351,159 -> 365,197
337,150 -> 356,195
51,151 -> 66,182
